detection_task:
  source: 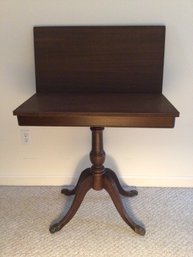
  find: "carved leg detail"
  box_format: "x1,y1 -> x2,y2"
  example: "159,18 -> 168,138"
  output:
103,172 -> 145,236
105,168 -> 138,197
61,168 -> 91,196
49,172 -> 93,233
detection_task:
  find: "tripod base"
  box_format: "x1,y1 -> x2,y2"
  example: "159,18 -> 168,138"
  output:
49,128 -> 145,236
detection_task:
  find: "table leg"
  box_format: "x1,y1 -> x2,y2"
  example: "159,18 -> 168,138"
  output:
105,168 -> 138,197
49,170 -> 93,233
61,168 -> 91,196
103,171 -> 145,236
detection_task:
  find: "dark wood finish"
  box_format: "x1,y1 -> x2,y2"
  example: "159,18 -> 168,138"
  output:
34,26 -> 165,94
50,168 -> 93,233
13,93 -> 179,127
50,128 -> 145,235
90,127 -> 105,190
13,26 -> 179,235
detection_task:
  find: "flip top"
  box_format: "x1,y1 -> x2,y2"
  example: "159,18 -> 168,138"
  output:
34,26 -> 165,93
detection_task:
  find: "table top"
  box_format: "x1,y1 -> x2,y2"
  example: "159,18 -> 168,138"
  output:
13,27 -> 179,128
13,93 -> 179,128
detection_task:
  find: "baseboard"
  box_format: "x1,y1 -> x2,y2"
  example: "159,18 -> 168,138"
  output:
0,175 -> 193,187
123,176 -> 193,188
0,176 -> 73,186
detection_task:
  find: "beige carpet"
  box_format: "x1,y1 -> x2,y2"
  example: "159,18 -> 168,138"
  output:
0,186 -> 193,257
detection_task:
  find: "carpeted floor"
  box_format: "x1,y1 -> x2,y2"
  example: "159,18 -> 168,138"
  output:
0,186 -> 193,257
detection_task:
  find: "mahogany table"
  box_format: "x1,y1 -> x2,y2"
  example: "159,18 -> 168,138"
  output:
13,26 -> 179,236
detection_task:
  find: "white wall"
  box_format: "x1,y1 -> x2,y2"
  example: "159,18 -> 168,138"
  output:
0,0 -> 193,187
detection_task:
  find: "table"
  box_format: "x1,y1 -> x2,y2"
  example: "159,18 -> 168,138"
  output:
13,26 -> 179,235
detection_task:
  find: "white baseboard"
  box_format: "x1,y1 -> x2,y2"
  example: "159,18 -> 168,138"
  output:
123,176 -> 193,188
0,176 -> 73,186
1,175 -> 193,187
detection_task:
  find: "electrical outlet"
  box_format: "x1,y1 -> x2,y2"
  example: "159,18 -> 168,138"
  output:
20,129 -> 31,144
